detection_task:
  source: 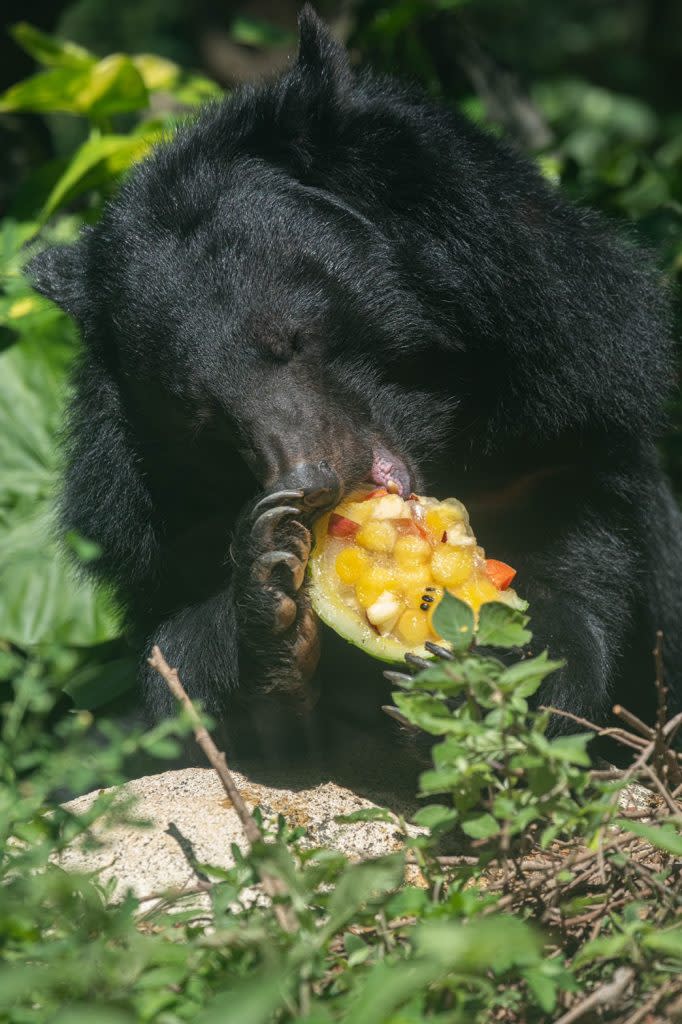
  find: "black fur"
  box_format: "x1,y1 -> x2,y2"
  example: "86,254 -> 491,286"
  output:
29,6 -> 682,759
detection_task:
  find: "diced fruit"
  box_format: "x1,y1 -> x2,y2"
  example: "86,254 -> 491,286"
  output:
425,504 -> 463,536
334,547 -> 369,584
394,566 -> 432,605
485,559 -> 517,590
452,576 -> 500,613
372,494 -> 406,519
366,591 -> 402,633
356,520 -> 397,553
394,534 -> 432,566
431,547 -> 474,587
309,487 -> 523,662
355,565 -> 397,608
397,609 -> 431,645
328,513 -> 360,538
445,522 -> 475,547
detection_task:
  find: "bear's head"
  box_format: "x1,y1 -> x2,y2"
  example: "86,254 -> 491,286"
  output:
28,6 -> 458,508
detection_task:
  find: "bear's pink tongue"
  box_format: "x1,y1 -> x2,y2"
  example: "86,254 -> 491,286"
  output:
370,448 -> 411,496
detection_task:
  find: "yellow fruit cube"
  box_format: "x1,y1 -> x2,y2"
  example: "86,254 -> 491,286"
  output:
355,565 -> 398,608
425,505 -> 463,537
335,547 -> 370,584
431,547 -> 474,587
397,609 -> 431,645
393,534 -> 432,566
356,520 -> 397,553
453,576 -> 500,613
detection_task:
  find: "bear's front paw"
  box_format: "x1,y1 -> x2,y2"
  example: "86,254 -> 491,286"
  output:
233,488 -> 320,707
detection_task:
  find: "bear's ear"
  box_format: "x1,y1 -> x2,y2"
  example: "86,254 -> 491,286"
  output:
25,241 -> 87,321
297,4 -> 350,87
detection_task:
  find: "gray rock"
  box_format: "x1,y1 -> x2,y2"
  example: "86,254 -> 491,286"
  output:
58,767 -> 422,902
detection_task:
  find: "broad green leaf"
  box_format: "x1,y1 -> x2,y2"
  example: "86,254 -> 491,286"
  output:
0,331 -> 121,646
574,931 -> 631,965
325,854 -> 404,935
643,925 -> 682,958
131,54 -> 179,91
341,959 -> 444,1024
432,591 -> 474,651
412,804 -> 458,831
547,733 -> 592,766
0,56 -> 148,118
195,967 -> 292,1024
614,820 -> 682,856
10,23 -> 94,70
460,812 -> 500,840
0,67 -> 89,115
74,55 -> 148,118
415,916 -> 541,972
41,130 -> 161,218
63,653 -> 136,709
498,650 -> 563,696
229,17 -> 296,48
476,601 -> 532,648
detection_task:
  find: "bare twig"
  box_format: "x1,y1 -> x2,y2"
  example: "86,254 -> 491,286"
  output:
147,645 -> 296,932
539,706 -> 646,751
613,704 -> 654,740
554,966 -> 634,1024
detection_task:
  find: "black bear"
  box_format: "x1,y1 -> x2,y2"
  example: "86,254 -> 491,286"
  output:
29,7 -> 682,762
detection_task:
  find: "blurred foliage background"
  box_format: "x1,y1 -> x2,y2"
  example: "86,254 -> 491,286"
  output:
0,0 -> 681,706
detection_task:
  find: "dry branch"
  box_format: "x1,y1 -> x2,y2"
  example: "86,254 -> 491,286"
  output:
147,644 -> 297,932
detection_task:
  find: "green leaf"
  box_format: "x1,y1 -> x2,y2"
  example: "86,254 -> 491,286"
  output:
131,54 -> 179,91
412,804 -> 458,831
614,820 -> 682,856
460,812 -> 500,840
643,925 -> 682,959
498,650 -> 563,696
547,733 -> 592,766
0,56 -> 148,119
63,653 -> 136,710
341,959 -> 445,1024
0,331 -> 120,646
432,592 -> 474,651
476,602 -> 532,648
0,67 -> 89,115
522,966 -> 559,1012
415,917 -> 541,972
10,23 -> 94,69
325,855 -> 404,935
229,17 -> 296,48
194,967 -> 291,1024
574,932 -> 631,965
41,130 -> 160,218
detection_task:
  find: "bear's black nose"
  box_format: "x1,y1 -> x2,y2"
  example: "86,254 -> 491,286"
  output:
277,459 -> 341,512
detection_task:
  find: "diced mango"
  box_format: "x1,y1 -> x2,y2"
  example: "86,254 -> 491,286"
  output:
356,520 -> 397,553
452,576 -> 500,613
335,547 -> 370,584
431,547 -> 474,587
397,609 -> 431,645
393,565 -> 433,602
393,534 -> 432,566
425,505 -> 463,537
355,565 -> 398,608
